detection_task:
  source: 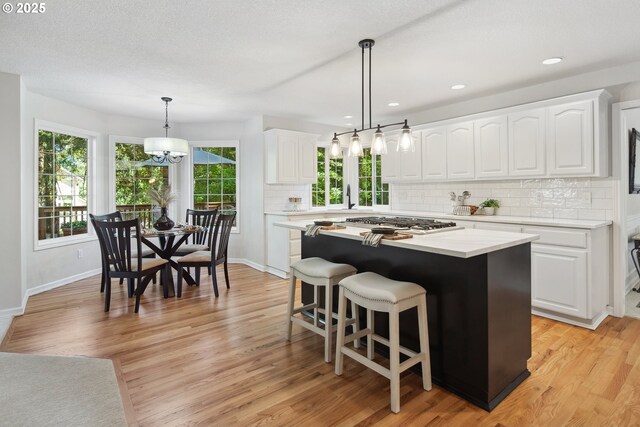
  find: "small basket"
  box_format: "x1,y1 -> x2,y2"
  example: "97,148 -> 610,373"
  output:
453,205 -> 478,216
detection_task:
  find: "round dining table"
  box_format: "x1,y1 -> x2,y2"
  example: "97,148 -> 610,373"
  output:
140,226 -> 205,297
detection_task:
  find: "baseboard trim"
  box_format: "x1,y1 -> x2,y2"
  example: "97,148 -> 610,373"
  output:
265,266 -> 288,279
532,308 -> 609,330
228,258 -> 266,273
0,268 -> 101,343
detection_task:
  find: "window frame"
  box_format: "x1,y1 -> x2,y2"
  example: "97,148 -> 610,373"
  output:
108,135 -> 177,225
181,140 -> 240,234
356,147 -> 390,209
310,144 -> 347,210
34,119 -> 98,250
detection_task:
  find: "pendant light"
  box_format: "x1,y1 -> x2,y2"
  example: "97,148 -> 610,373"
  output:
144,97 -> 189,164
331,39 -> 411,157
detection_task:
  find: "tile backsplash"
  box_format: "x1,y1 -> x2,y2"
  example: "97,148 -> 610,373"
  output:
264,184 -> 310,212
391,177 -> 614,221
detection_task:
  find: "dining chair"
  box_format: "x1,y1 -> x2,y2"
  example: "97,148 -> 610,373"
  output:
90,211 -> 156,293
176,212 -> 236,298
174,208 -> 219,256
93,218 -> 171,313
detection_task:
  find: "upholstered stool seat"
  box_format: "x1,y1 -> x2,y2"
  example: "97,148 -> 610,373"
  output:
335,272 -> 432,413
286,257 -> 359,363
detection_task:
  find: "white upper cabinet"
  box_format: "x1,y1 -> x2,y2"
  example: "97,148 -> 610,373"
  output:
474,116 -> 508,178
265,129 -> 317,184
446,121 -> 475,179
421,127 -> 447,180
547,100 -> 594,176
382,133 -> 422,182
508,108 -> 546,177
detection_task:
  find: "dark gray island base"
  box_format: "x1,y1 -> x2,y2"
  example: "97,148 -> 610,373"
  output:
300,233 -> 532,411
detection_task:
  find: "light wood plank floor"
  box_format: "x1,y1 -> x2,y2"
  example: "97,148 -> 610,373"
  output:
2,264 -> 640,426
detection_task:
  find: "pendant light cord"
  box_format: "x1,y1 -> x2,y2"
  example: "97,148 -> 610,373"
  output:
361,44 -> 365,132
164,99 -> 169,138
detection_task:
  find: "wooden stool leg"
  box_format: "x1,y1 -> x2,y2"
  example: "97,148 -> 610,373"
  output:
351,301 -> 360,349
285,271 -> 296,341
324,281 -> 333,363
334,286 -> 347,376
417,298 -> 432,391
389,305 -> 401,413
367,308 -> 374,360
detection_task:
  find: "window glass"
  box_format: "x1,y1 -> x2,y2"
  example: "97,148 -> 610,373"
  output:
114,142 -> 168,228
312,147 -> 326,207
37,130 -> 89,240
192,146 -> 237,223
329,156 -> 344,205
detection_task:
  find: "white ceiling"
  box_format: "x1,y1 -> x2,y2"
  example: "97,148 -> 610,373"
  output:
1,0 -> 640,126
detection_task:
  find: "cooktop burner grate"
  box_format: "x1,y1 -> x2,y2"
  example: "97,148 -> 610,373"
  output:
344,216 -> 457,230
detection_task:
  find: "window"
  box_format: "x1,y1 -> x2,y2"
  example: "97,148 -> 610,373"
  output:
114,141 -> 169,227
311,147 -> 326,207
358,148 -> 389,207
36,122 -> 95,245
191,142 -> 238,227
329,155 -> 344,205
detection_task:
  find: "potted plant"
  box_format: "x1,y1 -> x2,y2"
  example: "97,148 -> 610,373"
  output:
147,184 -> 177,230
60,220 -> 88,236
479,199 -> 500,215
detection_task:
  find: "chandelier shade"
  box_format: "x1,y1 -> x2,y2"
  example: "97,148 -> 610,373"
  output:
144,97 -> 188,164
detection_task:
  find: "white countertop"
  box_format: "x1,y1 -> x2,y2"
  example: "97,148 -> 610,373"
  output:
265,209 -> 611,229
275,219 -> 539,258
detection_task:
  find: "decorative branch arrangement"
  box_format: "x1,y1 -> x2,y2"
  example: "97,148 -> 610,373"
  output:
147,184 -> 177,208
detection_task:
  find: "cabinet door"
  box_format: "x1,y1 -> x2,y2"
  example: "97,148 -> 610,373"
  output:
508,109 -> 546,176
474,116 -> 508,178
422,127 -> 447,180
381,140 -> 400,182
531,244 -> 587,318
297,134 -> 317,183
276,133 -> 299,183
400,131 -> 422,180
446,121 -> 475,179
547,100 -> 594,176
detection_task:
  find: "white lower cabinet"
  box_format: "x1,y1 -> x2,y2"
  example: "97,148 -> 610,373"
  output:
531,245 -> 588,318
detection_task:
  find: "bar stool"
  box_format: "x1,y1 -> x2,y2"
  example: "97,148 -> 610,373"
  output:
286,257 -> 359,363
335,272 -> 432,413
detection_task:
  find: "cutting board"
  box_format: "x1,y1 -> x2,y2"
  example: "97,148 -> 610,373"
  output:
359,231 -> 413,240
320,225 -> 346,230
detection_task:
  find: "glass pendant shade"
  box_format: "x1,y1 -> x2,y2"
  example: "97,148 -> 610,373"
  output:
329,134 -> 342,159
397,121 -> 415,152
348,131 -> 364,157
371,126 -> 387,155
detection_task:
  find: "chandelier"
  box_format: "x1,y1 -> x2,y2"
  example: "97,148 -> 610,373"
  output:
330,39 -> 414,158
144,97 -> 189,164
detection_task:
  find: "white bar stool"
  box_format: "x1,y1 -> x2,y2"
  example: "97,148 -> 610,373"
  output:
335,271 -> 432,413
286,257 -> 359,363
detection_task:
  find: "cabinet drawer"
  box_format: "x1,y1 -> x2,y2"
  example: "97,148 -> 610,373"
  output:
475,223 -> 523,233
289,229 -> 302,240
523,227 -> 587,248
290,240 -> 301,256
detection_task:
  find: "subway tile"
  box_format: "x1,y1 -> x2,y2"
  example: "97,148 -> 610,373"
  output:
531,208 -> 554,218
578,209 -> 607,220
591,198 -> 613,210
553,208 -> 578,219
510,207 -> 531,217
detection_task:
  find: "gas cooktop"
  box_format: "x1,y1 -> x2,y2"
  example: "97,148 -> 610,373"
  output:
343,216 -> 461,234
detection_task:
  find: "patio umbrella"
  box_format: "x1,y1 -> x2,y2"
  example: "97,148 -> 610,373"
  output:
133,148 -> 235,167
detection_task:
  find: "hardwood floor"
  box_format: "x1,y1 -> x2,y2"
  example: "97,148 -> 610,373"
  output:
2,264 -> 640,426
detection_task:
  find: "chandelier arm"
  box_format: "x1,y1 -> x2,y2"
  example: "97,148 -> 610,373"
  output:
333,120 -> 407,138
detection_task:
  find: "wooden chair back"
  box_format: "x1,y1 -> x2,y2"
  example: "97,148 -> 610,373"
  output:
211,212 -> 236,263
93,218 -> 142,274
185,208 -> 218,247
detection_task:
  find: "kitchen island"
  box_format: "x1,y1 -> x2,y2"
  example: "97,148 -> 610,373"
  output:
276,219 -> 539,411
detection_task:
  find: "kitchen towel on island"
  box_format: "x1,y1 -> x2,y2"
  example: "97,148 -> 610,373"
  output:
305,224 -> 322,237
362,232 -> 384,247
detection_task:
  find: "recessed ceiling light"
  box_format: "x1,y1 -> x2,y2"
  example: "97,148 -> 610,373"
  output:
388,102 -> 399,107
343,115 -> 352,119
542,57 -> 563,65
345,123 -> 353,126
451,84 -> 466,90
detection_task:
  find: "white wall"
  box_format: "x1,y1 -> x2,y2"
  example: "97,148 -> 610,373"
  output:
0,72 -> 22,311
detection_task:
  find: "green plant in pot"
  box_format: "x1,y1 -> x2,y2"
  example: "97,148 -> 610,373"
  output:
148,184 -> 177,230
61,220 -> 88,236
479,199 -> 500,215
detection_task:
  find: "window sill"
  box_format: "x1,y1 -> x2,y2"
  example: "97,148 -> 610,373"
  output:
34,234 -> 98,251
